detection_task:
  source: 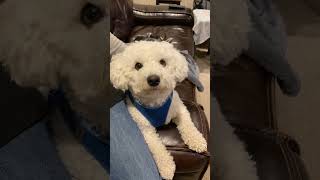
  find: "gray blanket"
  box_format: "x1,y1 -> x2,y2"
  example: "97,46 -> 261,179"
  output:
246,0 -> 301,96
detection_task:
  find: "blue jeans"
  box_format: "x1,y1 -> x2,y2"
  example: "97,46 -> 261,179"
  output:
0,100 -> 161,180
110,101 -> 161,180
0,121 -> 71,180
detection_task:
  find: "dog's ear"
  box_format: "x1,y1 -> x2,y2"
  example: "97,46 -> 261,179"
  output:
110,53 -> 129,91
159,41 -> 188,83
172,51 -> 189,83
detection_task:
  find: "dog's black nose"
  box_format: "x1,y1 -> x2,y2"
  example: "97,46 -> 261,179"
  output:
147,75 -> 160,87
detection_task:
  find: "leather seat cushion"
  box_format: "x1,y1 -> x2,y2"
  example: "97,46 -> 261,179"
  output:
157,100 -> 209,147
169,150 -> 209,180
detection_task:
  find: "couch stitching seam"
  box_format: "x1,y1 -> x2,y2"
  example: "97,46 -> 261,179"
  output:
284,141 -> 297,180
279,135 -> 294,180
285,139 -> 302,180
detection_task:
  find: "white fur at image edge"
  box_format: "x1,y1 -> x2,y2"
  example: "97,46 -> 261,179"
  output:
0,0 -> 110,130
0,0 -> 107,103
212,97 -> 259,180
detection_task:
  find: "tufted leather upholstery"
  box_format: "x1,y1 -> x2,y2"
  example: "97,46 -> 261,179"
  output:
110,0 -> 210,179
133,4 -> 194,26
130,25 -> 195,56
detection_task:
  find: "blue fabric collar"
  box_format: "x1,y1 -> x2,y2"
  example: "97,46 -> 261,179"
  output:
127,91 -> 173,128
48,89 -> 109,172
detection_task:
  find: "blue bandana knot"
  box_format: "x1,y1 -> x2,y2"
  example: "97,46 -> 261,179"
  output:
127,92 -> 173,128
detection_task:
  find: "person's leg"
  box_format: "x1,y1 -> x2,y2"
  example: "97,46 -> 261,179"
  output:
110,100 -> 161,180
0,121 -> 71,180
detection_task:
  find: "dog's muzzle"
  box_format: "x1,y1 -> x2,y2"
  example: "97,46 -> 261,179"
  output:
147,75 -> 160,87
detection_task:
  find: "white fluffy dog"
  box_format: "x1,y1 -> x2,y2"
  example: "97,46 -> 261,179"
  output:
0,0 -> 109,136
0,0 -> 109,178
0,0 -> 107,103
110,41 -> 207,180
212,98 -> 259,180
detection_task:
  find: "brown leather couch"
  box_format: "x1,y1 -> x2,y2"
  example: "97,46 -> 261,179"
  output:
110,0 -> 210,179
213,55 -> 310,180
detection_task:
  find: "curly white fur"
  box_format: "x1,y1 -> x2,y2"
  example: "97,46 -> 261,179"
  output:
213,0 -> 251,65
0,0 -> 110,132
212,98 -> 259,180
0,0 -> 107,102
110,41 -> 207,180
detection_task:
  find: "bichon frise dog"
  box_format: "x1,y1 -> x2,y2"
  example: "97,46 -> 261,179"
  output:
0,0 -> 109,178
110,40 -> 207,180
0,0 -> 109,137
0,0 -> 107,103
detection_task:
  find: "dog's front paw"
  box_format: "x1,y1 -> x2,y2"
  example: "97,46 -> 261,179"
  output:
158,157 -> 176,180
187,134 -> 207,153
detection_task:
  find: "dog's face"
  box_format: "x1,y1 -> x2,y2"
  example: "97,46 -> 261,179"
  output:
110,41 -> 188,98
0,0 -> 107,101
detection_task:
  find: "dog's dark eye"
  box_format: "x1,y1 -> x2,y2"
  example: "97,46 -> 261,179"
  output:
159,59 -> 166,67
81,3 -> 103,27
135,62 -> 143,70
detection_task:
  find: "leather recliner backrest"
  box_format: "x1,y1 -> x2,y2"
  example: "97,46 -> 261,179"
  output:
110,0 -> 135,42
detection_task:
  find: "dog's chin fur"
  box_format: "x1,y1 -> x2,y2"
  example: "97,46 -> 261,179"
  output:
131,88 -> 173,108
213,0 -> 250,65
0,0 -> 107,103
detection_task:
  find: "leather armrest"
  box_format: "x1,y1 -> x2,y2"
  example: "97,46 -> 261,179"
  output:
133,4 -> 194,26
234,128 -> 310,180
213,55 -> 277,129
176,80 -> 197,102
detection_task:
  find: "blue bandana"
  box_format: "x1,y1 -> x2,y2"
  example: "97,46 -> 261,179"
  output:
48,89 -> 109,171
127,91 -> 173,128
